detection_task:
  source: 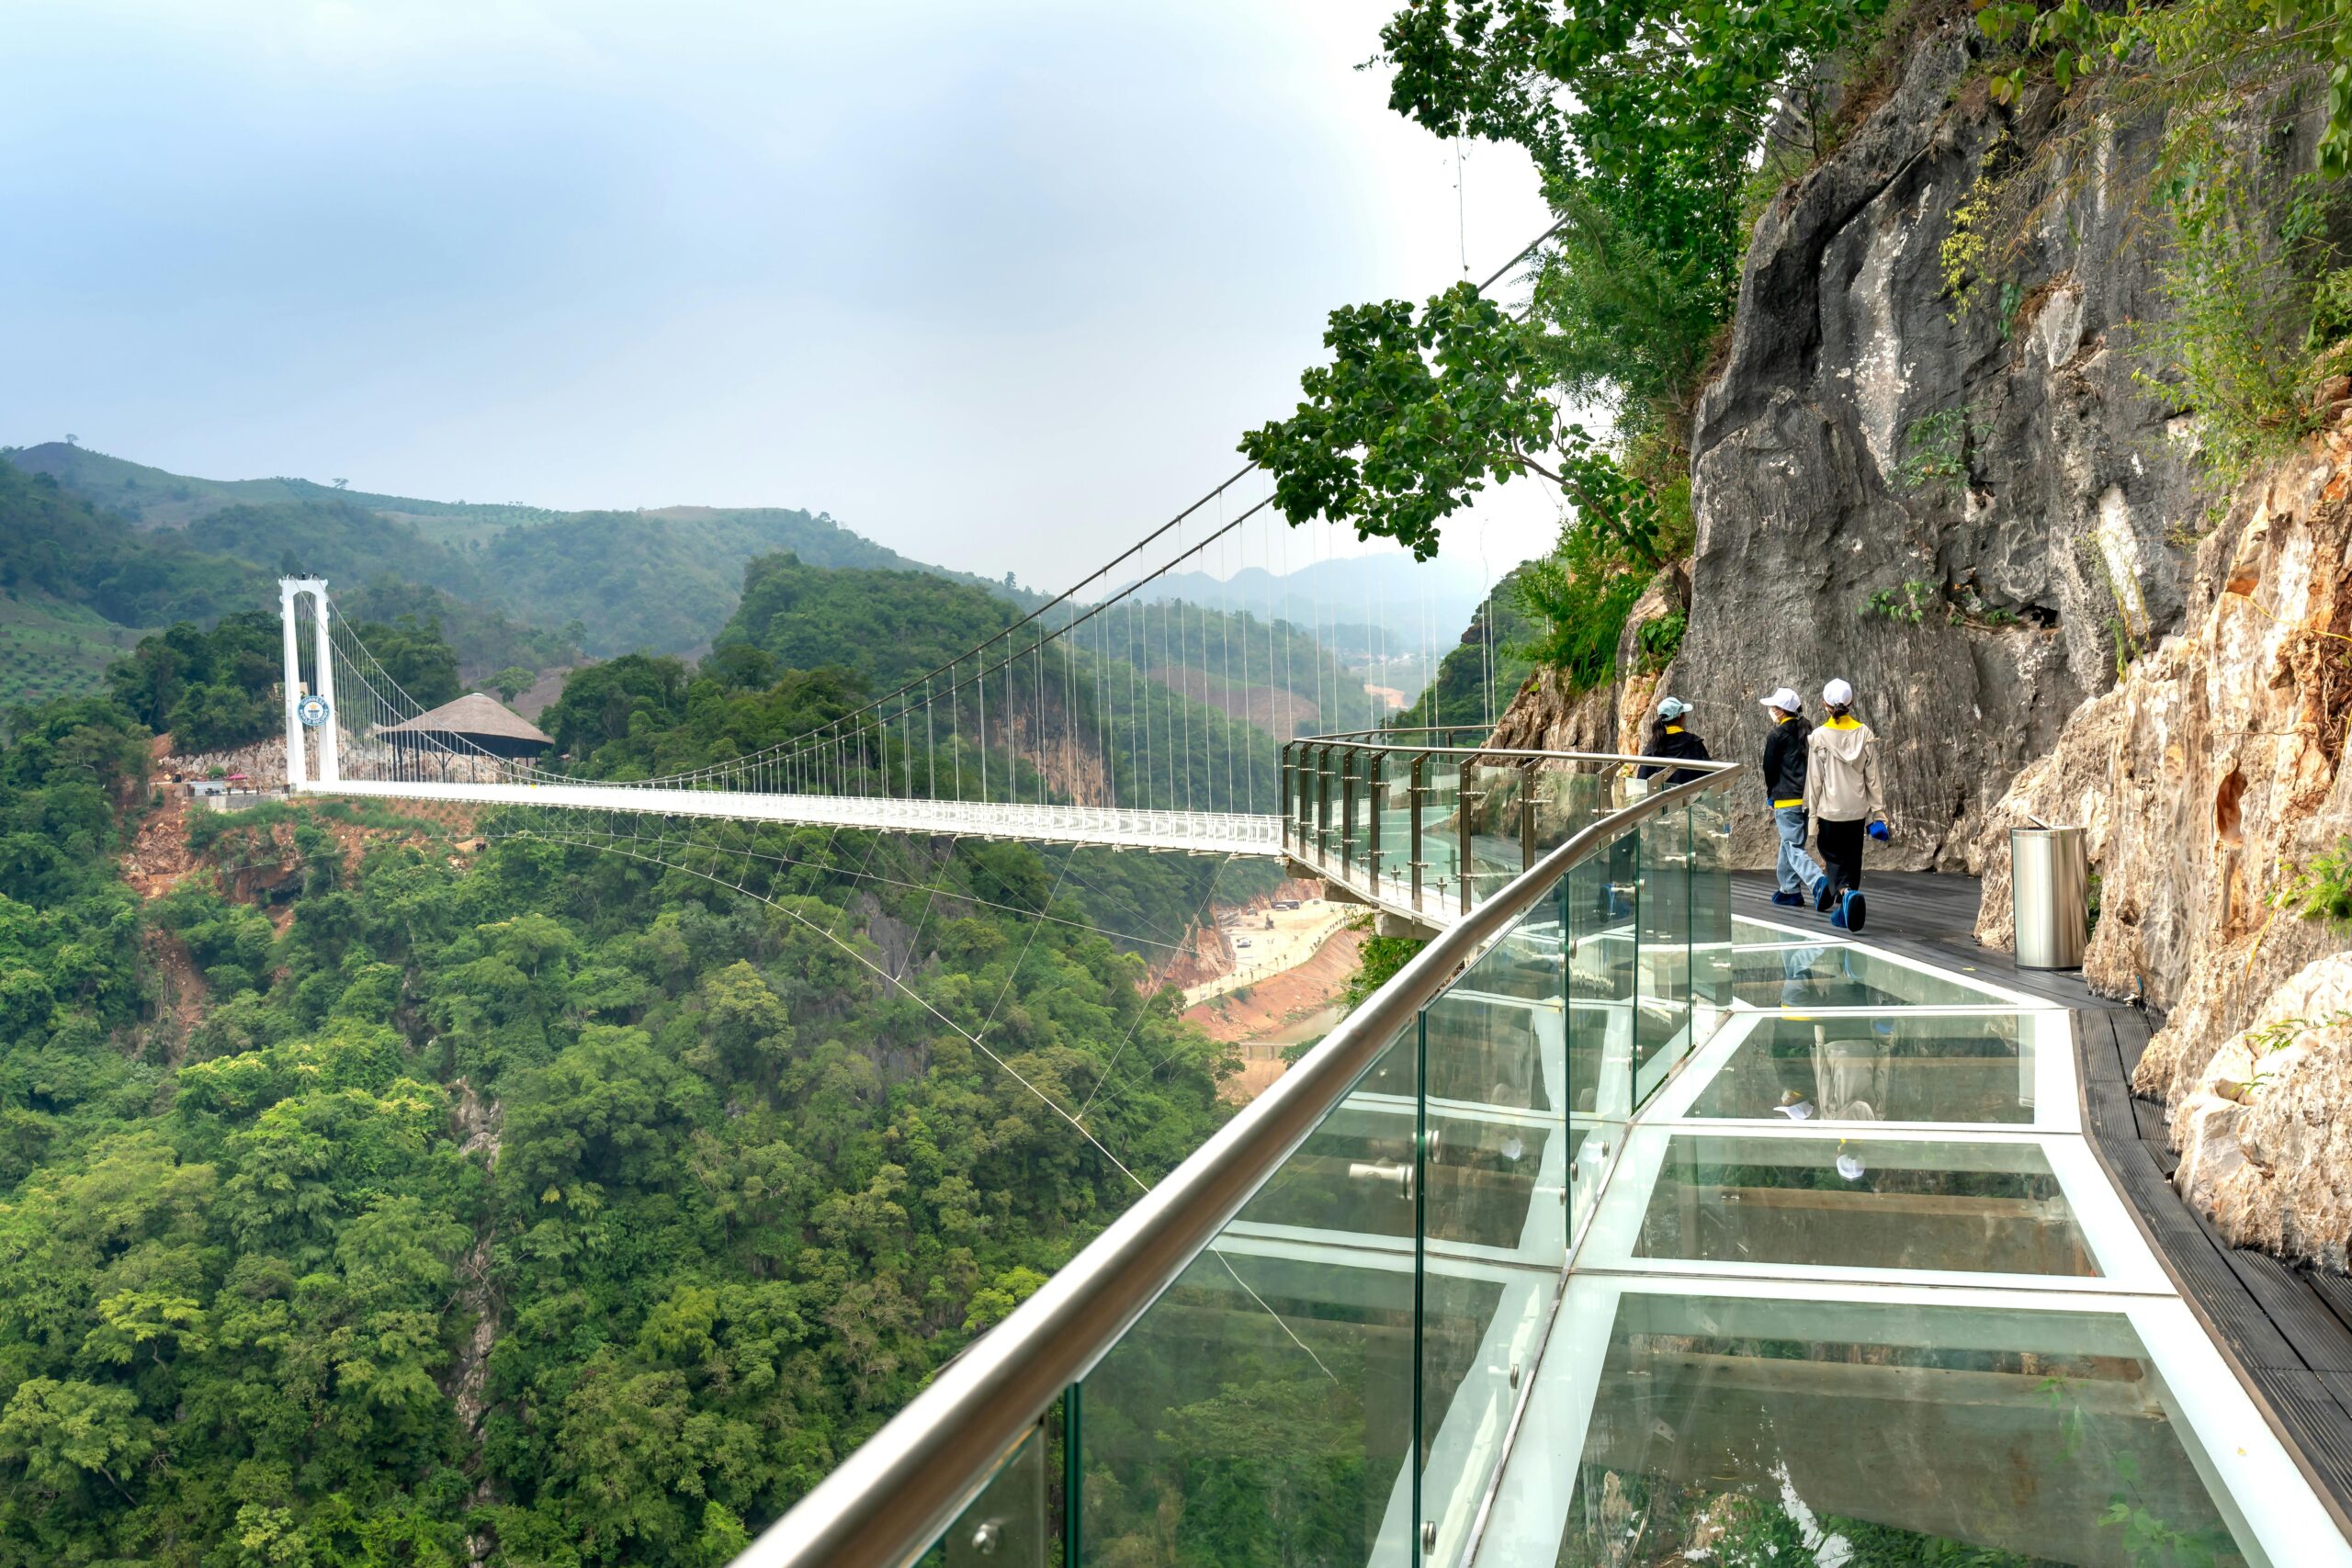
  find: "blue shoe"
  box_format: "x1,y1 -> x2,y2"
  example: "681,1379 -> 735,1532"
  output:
1841,890 -> 1866,932
1770,890 -> 1804,908
1815,877 -> 1838,913
1829,900 -> 1850,931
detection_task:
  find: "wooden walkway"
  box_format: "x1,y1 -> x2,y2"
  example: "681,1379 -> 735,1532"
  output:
1733,869 -> 2352,1533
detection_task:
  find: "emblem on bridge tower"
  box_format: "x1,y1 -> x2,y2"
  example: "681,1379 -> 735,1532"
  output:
297,694 -> 332,728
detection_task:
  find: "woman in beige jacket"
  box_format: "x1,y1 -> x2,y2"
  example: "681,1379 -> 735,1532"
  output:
1802,678 -> 1886,931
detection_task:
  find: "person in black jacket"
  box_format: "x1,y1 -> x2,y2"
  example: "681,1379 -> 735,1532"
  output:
1758,686 -> 1826,908
1636,696 -> 1712,785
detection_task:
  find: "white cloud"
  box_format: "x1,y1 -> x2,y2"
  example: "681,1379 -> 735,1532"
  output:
0,0 -> 1560,589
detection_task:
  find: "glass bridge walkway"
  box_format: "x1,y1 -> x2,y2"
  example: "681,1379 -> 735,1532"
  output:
743,741 -> 2352,1568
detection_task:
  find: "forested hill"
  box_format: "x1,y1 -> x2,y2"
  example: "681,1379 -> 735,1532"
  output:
6,442 -> 1025,657
0,585 -> 1257,1561
0,460 -> 573,714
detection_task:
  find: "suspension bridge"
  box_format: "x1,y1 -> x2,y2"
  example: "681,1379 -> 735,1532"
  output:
268,458 -> 1522,899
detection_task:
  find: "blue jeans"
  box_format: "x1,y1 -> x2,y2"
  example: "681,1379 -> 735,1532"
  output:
1774,805 -> 1826,896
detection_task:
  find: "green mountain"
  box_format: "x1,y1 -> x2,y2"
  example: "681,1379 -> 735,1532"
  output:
5,442 -> 1018,657
0,460 -> 272,709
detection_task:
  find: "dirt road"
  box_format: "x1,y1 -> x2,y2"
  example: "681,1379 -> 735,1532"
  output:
1182,898 -> 1352,1008
1184,919 -> 1366,1101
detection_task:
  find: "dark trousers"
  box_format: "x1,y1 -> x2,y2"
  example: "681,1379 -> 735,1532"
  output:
1817,817 -> 1866,895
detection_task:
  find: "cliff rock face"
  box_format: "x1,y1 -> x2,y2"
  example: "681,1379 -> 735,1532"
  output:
1487,578 -> 1677,758
1972,431 -> 2352,1263
1674,27 -> 2209,868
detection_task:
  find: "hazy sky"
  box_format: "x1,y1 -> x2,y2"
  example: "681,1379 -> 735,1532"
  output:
1,1 -> 1561,588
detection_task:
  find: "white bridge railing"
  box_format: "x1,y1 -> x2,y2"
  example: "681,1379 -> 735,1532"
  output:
308,778 -> 1283,857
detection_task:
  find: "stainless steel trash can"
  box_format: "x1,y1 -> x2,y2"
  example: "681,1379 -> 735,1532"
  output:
2011,825 -> 2089,969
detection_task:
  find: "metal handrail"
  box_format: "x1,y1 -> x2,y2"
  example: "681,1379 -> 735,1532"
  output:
738,761 -> 1745,1568
1287,732 -> 1743,767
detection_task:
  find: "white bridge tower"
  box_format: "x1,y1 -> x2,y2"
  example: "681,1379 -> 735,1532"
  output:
277,576 -> 339,789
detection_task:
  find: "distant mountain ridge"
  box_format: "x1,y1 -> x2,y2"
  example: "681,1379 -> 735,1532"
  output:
1127,549 -> 1489,649
4,441 -> 1015,657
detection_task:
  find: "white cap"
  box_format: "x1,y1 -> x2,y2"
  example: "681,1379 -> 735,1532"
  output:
1823,678 -> 1855,706
1656,695 -> 1691,721
1760,686 -> 1802,713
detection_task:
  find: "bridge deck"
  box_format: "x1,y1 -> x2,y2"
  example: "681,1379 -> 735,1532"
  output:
305,780 -> 1283,857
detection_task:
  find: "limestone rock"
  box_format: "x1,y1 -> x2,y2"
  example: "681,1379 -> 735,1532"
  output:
1679,28 -> 2222,870
2167,954 -> 2352,1269
1967,684 -> 2126,951
1974,431 -> 2352,1265
1488,573 -> 1679,761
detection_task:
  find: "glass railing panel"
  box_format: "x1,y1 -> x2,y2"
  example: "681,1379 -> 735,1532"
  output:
1312,744 -> 1337,866
1374,760 -> 1414,908
1632,802 -> 1693,1106
1415,897 -> 1568,1566
1687,1010 -> 2045,1125
1632,1133 -> 2099,1276
1080,1022 -> 1419,1568
1418,911 -> 1564,1258
1464,761 -> 1524,910
1552,1292 -> 2255,1567
1419,759 -> 1463,915
1238,1102 -> 1554,1249
1564,840 -> 1634,1246
1295,748 -> 1318,858
1332,745 -> 1355,876
1345,749 -> 1374,883
1689,784 -> 1734,1022
1528,758 -> 1606,859
921,1418 -> 1046,1567
1413,901 -> 1556,1111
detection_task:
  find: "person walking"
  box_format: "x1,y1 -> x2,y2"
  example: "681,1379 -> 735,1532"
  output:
1802,678 -> 1888,931
1758,686 -> 1826,908
1635,696 -> 1712,786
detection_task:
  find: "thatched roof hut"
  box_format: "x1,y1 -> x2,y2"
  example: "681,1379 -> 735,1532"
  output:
378,693 -> 554,760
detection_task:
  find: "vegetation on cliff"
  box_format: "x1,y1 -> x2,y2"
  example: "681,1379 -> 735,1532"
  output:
0,530 -> 1315,1562
1244,0 -> 1887,695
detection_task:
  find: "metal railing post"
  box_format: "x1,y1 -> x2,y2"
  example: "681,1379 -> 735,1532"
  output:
1279,745 -> 1293,855
1520,759 -> 1538,874
1316,745 -> 1332,870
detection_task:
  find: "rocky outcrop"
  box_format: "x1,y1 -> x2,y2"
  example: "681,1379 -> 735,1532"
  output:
1673,27 -> 2234,869
1973,427 -> 2352,1262
1487,577 -> 1678,759
444,1077 -> 504,1565
2171,955 -> 2352,1269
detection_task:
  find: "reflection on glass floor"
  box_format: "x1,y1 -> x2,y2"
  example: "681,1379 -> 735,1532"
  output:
1534,1289 -> 2254,1568
1461,919 -> 2346,1567
1727,937 -> 2018,1010
1628,1131 -> 2098,1277
1678,1010 -> 2066,1126
1080,904 -> 2348,1567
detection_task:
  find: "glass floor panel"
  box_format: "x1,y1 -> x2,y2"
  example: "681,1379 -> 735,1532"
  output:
1631,1133 -> 2098,1277
1729,940 -> 2009,1009
1685,1010 -> 2048,1125
1283,876 -> 2351,1565
1549,1292 -> 2252,1567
